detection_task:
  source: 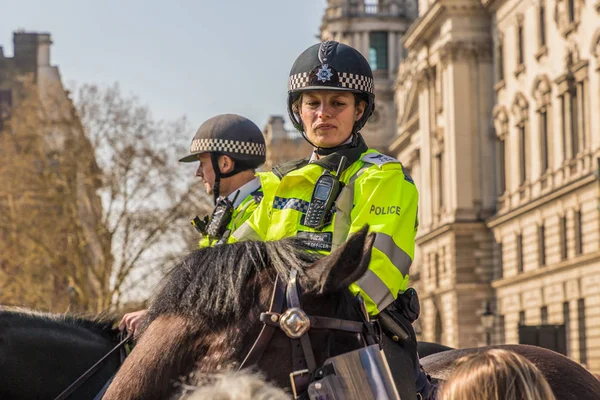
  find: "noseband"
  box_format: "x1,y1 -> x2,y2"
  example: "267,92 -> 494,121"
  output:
238,270 -> 378,398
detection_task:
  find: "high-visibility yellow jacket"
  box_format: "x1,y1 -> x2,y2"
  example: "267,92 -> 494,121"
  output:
232,143 -> 419,315
199,179 -> 263,248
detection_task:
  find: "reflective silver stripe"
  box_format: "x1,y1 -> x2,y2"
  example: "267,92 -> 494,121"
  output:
356,269 -> 396,311
332,163 -> 371,250
349,163 -> 371,184
231,221 -> 261,242
373,232 -> 412,276
231,197 -> 257,228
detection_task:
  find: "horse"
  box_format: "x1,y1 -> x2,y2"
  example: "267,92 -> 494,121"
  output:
104,228 -> 600,399
0,307 -> 123,400
420,344 -> 600,400
416,341 -> 454,358
104,227 -> 418,399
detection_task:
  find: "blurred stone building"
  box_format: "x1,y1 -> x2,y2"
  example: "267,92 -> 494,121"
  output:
0,32 -> 111,312
320,0 -> 418,152
392,0 -> 600,373
262,115 -> 311,170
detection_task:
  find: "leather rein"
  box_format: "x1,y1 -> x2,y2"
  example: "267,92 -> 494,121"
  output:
238,270 -> 378,398
53,331 -> 131,400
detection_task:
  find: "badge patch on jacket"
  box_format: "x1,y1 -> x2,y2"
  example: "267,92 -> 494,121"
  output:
297,231 -> 333,252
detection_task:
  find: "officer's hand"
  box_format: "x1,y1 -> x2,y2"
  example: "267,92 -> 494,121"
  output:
118,309 -> 148,337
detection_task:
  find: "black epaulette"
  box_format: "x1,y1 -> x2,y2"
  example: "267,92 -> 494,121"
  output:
272,158 -> 310,179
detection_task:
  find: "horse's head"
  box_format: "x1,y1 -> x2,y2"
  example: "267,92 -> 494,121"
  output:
104,227 -> 375,400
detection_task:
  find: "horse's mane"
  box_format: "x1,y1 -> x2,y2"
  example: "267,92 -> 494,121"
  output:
147,239 -> 321,327
0,306 -> 116,339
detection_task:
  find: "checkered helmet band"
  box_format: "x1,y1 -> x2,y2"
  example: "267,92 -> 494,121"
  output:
190,138 -> 266,157
288,70 -> 374,95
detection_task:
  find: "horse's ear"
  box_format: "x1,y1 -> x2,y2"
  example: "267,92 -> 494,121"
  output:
305,225 -> 375,293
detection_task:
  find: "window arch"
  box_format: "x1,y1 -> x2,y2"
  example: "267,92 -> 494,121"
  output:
512,93 -> 530,186
532,75 -> 553,176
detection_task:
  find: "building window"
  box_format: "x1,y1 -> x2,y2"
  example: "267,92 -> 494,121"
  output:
369,31 -> 388,71
561,95 -> 567,161
364,0 -> 381,14
577,81 -> 586,150
516,233 -> 524,273
519,310 -> 526,326
574,210 -> 582,255
435,310 -> 443,344
497,34 -> 505,81
436,152 -> 444,209
517,21 -> 525,67
519,124 -> 527,184
541,305 -> 548,324
578,298 -> 587,365
560,216 -> 568,260
494,106 -> 509,195
563,301 -> 571,356
540,108 -> 549,173
434,253 -> 440,288
498,139 -> 506,193
512,93 -> 529,186
558,54 -> 589,162
538,224 -> 546,266
568,0 -> 576,22
570,87 -> 579,157
533,76 -> 552,176
539,2 -> 547,48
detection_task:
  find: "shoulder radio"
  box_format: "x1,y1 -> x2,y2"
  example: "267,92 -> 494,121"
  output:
191,191 -> 240,241
303,156 -> 347,230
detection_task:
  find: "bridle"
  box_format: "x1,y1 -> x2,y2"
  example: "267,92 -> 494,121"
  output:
238,270 -> 379,398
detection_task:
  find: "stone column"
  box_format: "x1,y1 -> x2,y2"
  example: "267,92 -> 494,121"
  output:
362,31 -> 370,59
353,31 -> 361,50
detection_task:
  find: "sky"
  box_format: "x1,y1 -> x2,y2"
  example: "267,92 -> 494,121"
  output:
0,0 -> 327,133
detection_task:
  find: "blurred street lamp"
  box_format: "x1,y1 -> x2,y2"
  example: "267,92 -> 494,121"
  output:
481,302 -> 494,346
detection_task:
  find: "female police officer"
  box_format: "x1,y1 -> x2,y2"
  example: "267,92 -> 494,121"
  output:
232,41 -> 433,399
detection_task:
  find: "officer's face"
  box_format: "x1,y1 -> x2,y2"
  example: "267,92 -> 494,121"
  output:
299,91 -> 365,148
195,153 -> 215,195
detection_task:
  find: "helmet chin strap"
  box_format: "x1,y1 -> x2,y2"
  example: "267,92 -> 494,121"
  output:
209,153 -> 250,204
210,153 -> 222,205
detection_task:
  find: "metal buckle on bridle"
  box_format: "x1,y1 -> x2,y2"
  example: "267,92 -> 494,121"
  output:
289,369 -> 310,398
279,307 -> 311,338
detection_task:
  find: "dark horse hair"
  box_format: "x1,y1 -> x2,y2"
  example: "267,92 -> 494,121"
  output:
144,238 -> 326,330
0,306 -> 117,339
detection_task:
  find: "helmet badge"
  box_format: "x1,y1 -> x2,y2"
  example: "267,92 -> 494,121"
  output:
316,64 -> 333,83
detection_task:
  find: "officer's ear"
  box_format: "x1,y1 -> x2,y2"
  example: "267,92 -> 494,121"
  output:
303,225 -> 374,294
219,155 -> 235,174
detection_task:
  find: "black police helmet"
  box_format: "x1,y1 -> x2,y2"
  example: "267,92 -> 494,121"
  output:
179,114 -> 266,170
287,41 -> 375,136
